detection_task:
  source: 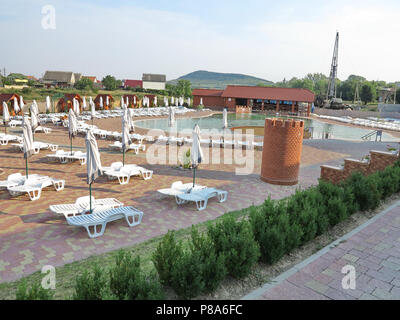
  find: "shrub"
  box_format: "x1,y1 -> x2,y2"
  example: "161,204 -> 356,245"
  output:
72,264 -> 109,300
376,166 -> 400,199
345,172 -> 381,211
152,231 -> 183,286
189,227 -> 227,293
317,181 -> 349,226
109,250 -> 138,299
126,270 -> 165,300
16,282 -> 54,300
253,198 -> 305,262
286,189 -> 320,243
110,250 -> 164,300
171,251 -> 205,299
207,215 -> 260,278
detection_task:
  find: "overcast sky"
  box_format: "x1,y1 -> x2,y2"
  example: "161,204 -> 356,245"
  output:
0,0 -> 399,82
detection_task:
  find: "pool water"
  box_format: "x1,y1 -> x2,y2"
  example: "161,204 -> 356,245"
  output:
134,113 -> 398,142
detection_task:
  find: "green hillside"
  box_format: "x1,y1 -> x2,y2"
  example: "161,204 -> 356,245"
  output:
168,70 -> 274,89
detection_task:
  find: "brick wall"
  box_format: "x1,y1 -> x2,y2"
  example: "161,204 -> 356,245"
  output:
261,118 -> 304,186
320,150 -> 399,184
193,96 -> 224,108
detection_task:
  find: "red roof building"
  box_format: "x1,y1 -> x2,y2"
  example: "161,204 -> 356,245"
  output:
124,80 -> 143,89
192,85 -> 315,115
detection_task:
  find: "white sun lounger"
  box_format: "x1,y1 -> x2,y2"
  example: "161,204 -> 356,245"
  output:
0,134 -> 22,146
0,173 -> 41,189
157,181 -> 206,197
109,141 -> 145,154
175,187 -> 228,211
67,151 -> 87,165
12,141 -> 58,154
7,176 -> 65,201
49,196 -> 124,218
46,150 -> 74,164
104,162 -> 153,185
66,206 -> 143,238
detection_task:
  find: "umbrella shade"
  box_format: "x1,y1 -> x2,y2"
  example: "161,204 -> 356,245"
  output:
85,130 -> 103,185
22,116 -> 35,159
191,124 -> 203,167
122,109 -> 132,153
20,96 -> 24,112
68,108 -> 78,139
3,101 -> 10,124
191,124 -> 203,187
90,101 -> 96,117
168,107 -> 175,127
127,109 -> 134,132
46,96 -> 51,113
13,97 -> 20,114
73,98 -> 80,115
33,100 -> 39,114
30,104 -> 39,131
223,108 -> 228,129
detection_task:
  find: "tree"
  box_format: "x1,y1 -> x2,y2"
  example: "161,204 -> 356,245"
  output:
102,75 -> 119,91
75,77 -> 93,90
360,83 -> 373,104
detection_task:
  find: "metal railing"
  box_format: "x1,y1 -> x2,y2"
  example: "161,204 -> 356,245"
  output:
361,130 -> 383,142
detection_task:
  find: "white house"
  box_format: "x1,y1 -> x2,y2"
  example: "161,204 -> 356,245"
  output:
142,73 -> 166,91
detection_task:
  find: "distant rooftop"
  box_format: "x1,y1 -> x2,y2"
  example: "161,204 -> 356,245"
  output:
142,73 -> 166,83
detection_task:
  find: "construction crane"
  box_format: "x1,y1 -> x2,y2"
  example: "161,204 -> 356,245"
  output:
323,32 -> 347,109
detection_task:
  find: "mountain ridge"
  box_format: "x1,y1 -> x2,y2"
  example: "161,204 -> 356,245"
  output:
168,70 -> 274,89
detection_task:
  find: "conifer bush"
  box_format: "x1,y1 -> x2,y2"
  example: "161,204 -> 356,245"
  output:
207,216 -> 260,278
152,231 -> 183,286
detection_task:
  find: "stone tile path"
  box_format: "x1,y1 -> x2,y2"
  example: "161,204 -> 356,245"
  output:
243,200 -> 400,300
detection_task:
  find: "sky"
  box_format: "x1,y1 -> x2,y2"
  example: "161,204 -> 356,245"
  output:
0,0 -> 399,83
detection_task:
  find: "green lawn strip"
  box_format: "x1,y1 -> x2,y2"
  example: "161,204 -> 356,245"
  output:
0,207 -> 248,300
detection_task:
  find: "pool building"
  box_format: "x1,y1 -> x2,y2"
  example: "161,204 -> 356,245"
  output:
192,85 -> 315,116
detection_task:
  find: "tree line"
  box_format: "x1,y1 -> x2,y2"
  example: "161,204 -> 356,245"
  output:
259,73 -> 400,105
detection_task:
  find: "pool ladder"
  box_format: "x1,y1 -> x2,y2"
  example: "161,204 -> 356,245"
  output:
361,130 -> 382,142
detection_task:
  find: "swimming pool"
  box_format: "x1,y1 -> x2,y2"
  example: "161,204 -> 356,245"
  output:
134,113 -> 398,142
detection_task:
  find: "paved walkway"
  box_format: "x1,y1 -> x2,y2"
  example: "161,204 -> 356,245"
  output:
243,200 -> 400,300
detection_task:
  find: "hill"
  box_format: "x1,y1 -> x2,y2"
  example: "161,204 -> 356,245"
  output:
168,70 -> 274,89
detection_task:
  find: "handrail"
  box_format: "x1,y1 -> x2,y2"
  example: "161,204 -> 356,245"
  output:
361,130 -> 382,142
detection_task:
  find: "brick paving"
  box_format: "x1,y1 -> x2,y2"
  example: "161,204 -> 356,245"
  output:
244,201 -> 400,300
0,117 -> 398,285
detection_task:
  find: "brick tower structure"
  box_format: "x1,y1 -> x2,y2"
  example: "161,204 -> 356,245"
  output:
261,118 -> 304,185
